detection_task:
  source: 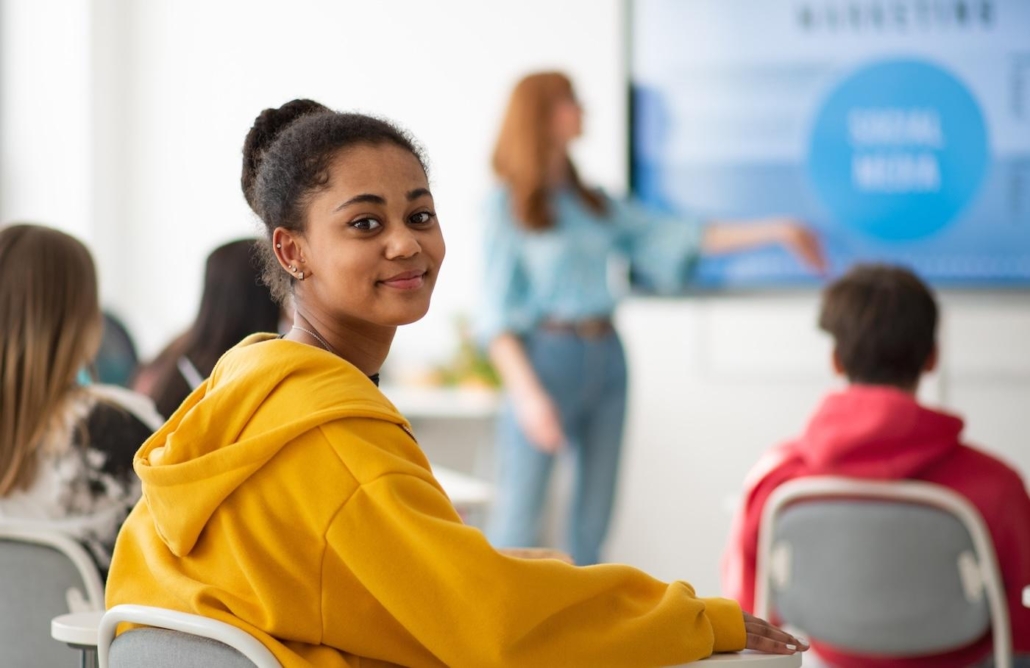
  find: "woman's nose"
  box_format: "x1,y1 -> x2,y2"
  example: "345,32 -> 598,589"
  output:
384,224 -> 421,259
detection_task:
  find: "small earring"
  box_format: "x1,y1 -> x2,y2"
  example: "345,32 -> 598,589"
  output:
289,265 -> 297,272
298,272 -> 305,280
276,243 -> 282,249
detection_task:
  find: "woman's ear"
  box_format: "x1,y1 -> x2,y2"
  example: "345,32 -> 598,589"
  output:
272,228 -> 308,281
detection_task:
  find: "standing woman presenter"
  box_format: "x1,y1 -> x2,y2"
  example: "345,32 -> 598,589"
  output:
484,72 -> 826,566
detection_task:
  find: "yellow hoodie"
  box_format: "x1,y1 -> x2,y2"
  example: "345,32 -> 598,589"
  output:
107,334 -> 745,667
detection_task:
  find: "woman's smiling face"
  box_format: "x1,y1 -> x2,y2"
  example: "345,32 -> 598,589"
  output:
286,142 -> 445,329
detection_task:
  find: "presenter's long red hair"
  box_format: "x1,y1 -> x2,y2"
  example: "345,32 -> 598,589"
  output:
491,72 -> 606,231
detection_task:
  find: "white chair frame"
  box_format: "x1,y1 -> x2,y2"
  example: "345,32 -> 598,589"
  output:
754,476 -> 1012,668
98,605 -> 797,668
0,524 -> 105,611
98,604 -> 281,668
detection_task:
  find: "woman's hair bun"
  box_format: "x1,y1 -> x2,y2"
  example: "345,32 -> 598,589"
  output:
241,99 -> 330,210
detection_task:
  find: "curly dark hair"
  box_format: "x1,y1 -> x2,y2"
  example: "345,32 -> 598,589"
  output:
240,99 -> 427,304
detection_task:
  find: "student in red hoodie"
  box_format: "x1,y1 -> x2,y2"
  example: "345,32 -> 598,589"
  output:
722,263 -> 1030,668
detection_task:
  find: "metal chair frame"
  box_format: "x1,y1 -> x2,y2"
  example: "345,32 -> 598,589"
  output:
98,604 -> 282,668
754,476 -> 1012,668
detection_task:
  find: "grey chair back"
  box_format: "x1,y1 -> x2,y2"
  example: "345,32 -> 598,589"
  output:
0,526 -> 104,667
99,604 -> 282,668
109,628 -> 259,667
755,477 -> 1012,667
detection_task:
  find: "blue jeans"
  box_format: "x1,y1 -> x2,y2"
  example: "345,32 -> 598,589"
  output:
487,328 -> 628,566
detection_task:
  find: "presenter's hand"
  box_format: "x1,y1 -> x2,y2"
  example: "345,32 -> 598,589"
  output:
499,547 -> 575,564
772,219 -> 828,274
514,387 -> 565,453
743,612 -> 809,655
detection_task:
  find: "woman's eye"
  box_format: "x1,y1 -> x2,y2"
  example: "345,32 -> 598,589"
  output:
410,211 -> 435,225
351,218 -> 381,231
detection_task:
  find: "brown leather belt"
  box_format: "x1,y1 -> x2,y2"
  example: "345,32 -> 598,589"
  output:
539,318 -> 614,338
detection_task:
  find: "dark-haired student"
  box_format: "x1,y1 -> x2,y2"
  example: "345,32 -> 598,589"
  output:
133,238 -> 282,418
106,99 -> 807,667
723,264 -> 1030,668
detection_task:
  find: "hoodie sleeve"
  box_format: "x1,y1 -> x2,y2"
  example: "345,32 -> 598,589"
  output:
321,472 -> 745,667
990,467 -> 1030,655
610,196 -> 703,295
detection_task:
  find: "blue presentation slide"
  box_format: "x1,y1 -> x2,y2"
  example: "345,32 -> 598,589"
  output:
631,0 -> 1030,287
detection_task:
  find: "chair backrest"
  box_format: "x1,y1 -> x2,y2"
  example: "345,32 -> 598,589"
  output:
94,311 -> 139,387
0,524 -> 105,667
99,604 -> 282,668
754,477 -> 1012,668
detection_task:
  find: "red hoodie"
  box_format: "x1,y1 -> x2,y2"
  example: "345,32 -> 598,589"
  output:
722,385 -> 1030,668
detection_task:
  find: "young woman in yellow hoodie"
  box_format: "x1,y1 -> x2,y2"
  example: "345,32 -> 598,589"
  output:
105,99 -> 807,667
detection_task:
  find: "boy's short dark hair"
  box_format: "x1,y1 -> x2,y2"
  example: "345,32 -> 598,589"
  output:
818,264 -> 938,388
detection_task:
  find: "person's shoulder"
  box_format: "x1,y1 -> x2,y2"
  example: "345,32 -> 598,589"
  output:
595,189 -> 643,224
213,334 -> 409,425
212,333 -> 310,384
316,414 -> 428,484
951,443 -> 1027,490
591,185 -> 615,203
215,332 -> 281,363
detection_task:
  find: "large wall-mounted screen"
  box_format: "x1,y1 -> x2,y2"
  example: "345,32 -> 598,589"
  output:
630,0 -> 1030,287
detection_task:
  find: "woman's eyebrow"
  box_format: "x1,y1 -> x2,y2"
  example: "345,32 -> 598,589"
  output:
333,193 -> 386,212
333,189 -> 430,212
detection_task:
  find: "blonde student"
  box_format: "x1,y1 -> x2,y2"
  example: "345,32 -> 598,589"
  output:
106,99 -> 806,667
0,224 -> 162,574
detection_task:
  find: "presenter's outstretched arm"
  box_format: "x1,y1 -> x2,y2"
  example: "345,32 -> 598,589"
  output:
702,217 -> 828,274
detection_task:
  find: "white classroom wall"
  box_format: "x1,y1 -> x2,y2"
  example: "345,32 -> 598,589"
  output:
2,0 -> 628,368
0,0 -> 93,242
2,0 -> 1028,599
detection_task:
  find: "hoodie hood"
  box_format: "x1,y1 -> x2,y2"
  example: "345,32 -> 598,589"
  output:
722,384 -> 969,610
133,334 -> 409,557
796,384 -> 964,478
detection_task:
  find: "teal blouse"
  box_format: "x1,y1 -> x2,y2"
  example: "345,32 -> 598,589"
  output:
478,187 -> 703,342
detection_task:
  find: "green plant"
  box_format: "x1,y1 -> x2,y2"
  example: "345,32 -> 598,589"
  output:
430,315 -> 501,389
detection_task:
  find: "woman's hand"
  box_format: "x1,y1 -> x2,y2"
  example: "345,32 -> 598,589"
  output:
514,386 -> 565,453
771,219 -> 828,274
499,547 -> 575,564
743,612 -> 809,654
489,334 -> 566,453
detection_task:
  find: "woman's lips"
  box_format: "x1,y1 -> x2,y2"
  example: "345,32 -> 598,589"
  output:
380,270 -> 426,290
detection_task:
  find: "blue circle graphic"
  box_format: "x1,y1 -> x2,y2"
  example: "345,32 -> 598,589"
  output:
808,59 -> 989,241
